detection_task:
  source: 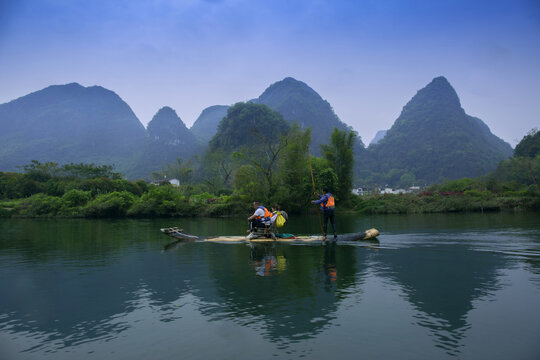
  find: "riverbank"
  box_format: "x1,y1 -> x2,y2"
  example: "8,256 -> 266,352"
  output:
352,191 -> 540,214
1,187 -> 539,218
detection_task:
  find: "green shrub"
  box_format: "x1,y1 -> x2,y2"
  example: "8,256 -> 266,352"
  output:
0,199 -> 21,217
84,191 -> 135,217
61,189 -> 91,207
190,192 -> 216,204
127,186 -> 188,217
73,178 -> 114,196
0,172 -> 25,199
16,194 -> 62,216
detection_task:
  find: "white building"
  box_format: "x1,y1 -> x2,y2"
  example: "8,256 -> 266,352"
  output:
352,187 -> 368,196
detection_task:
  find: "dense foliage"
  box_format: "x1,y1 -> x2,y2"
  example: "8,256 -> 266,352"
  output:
0,119 -> 360,217
1,126 -> 539,218
0,161 -> 248,218
209,102 -> 290,151
514,128 -> 540,158
321,128 -> 356,202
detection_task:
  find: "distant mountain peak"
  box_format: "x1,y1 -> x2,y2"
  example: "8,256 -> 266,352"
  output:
57,82 -> 83,88
147,106 -> 193,146
260,77 -> 321,100
407,76 -> 462,111
368,76 -> 513,184
153,106 -> 179,120
0,82 -> 146,175
431,75 -> 451,85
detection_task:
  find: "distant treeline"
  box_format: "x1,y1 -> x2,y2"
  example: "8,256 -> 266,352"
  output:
0,122 -> 357,218
1,127 -> 538,218
1,157 -> 538,218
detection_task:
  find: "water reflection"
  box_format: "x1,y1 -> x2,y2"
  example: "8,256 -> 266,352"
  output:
193,242 -> 372,346
249,244 -> 285,277
0,220 -> 209,353
323,244 -> 338,283
1,216 -> 539,359
374,242 -> 510,356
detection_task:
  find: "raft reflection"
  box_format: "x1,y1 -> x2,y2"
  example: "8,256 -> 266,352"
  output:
196,242 -> 368,344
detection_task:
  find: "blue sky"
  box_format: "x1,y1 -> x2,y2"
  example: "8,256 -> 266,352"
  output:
1,0 -> 539,146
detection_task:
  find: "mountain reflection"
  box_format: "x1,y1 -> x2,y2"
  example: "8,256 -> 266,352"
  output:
0,220 -> 209,352
373,243 -> 510,356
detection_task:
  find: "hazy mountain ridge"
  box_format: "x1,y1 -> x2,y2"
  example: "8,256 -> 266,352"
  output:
147,107 -> 196,146
0,77 -> 514,184
0,83 -> 146,174
131,106 -> 202,178
369,130 -> 387,145
190,105 -> 229,144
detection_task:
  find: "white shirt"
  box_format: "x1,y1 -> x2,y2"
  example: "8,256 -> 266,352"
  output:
253,207 -> 271,225
253,208 -> 265,218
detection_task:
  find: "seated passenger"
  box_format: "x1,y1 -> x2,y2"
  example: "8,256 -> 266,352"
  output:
270,204 -> 288,227
247,201 -> 272,232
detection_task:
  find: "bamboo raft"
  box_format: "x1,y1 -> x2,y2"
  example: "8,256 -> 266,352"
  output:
160,227 -> 379,244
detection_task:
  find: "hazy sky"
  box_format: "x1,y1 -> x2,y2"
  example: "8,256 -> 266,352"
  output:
1,0 -> 539,146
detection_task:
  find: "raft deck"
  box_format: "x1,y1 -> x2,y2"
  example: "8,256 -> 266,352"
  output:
160,227 -> 380,243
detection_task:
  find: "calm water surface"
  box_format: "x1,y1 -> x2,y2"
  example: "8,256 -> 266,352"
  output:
1,213 -> 539,359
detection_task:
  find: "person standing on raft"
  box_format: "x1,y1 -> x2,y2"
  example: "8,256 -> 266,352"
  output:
311,186 -> 337,240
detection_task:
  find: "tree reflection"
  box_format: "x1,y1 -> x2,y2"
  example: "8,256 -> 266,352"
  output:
0,220 -> 206,352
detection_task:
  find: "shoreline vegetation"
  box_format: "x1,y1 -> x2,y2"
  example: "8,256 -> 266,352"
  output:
1,128 -> 538,219
1,189 -> 538,219
1,169 -> 538,219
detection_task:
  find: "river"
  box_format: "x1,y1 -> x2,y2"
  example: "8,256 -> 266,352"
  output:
1,212 -> 539,359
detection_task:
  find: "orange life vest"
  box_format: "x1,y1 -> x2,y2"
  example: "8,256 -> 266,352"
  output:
255,206 -> 272,222
322,194 -> 335,209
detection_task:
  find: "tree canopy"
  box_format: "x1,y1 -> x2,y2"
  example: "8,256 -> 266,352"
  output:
514,128 -> 540,158
209,102 -> 290,152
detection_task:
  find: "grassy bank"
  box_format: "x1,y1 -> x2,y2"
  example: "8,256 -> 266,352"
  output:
352,190 -> 540,214
2,186 -> 539,219
0,186 -> 252,218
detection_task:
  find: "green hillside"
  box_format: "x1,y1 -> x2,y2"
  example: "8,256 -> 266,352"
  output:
254,77 -> 364,154
366,77 -> 513,185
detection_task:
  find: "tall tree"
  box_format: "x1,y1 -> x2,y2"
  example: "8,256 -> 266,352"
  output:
201,150 -> 236,193
209,102 -> 290,200
275,126 -> 312,212
321,128 -> 356,201
233,130 -> 291,198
